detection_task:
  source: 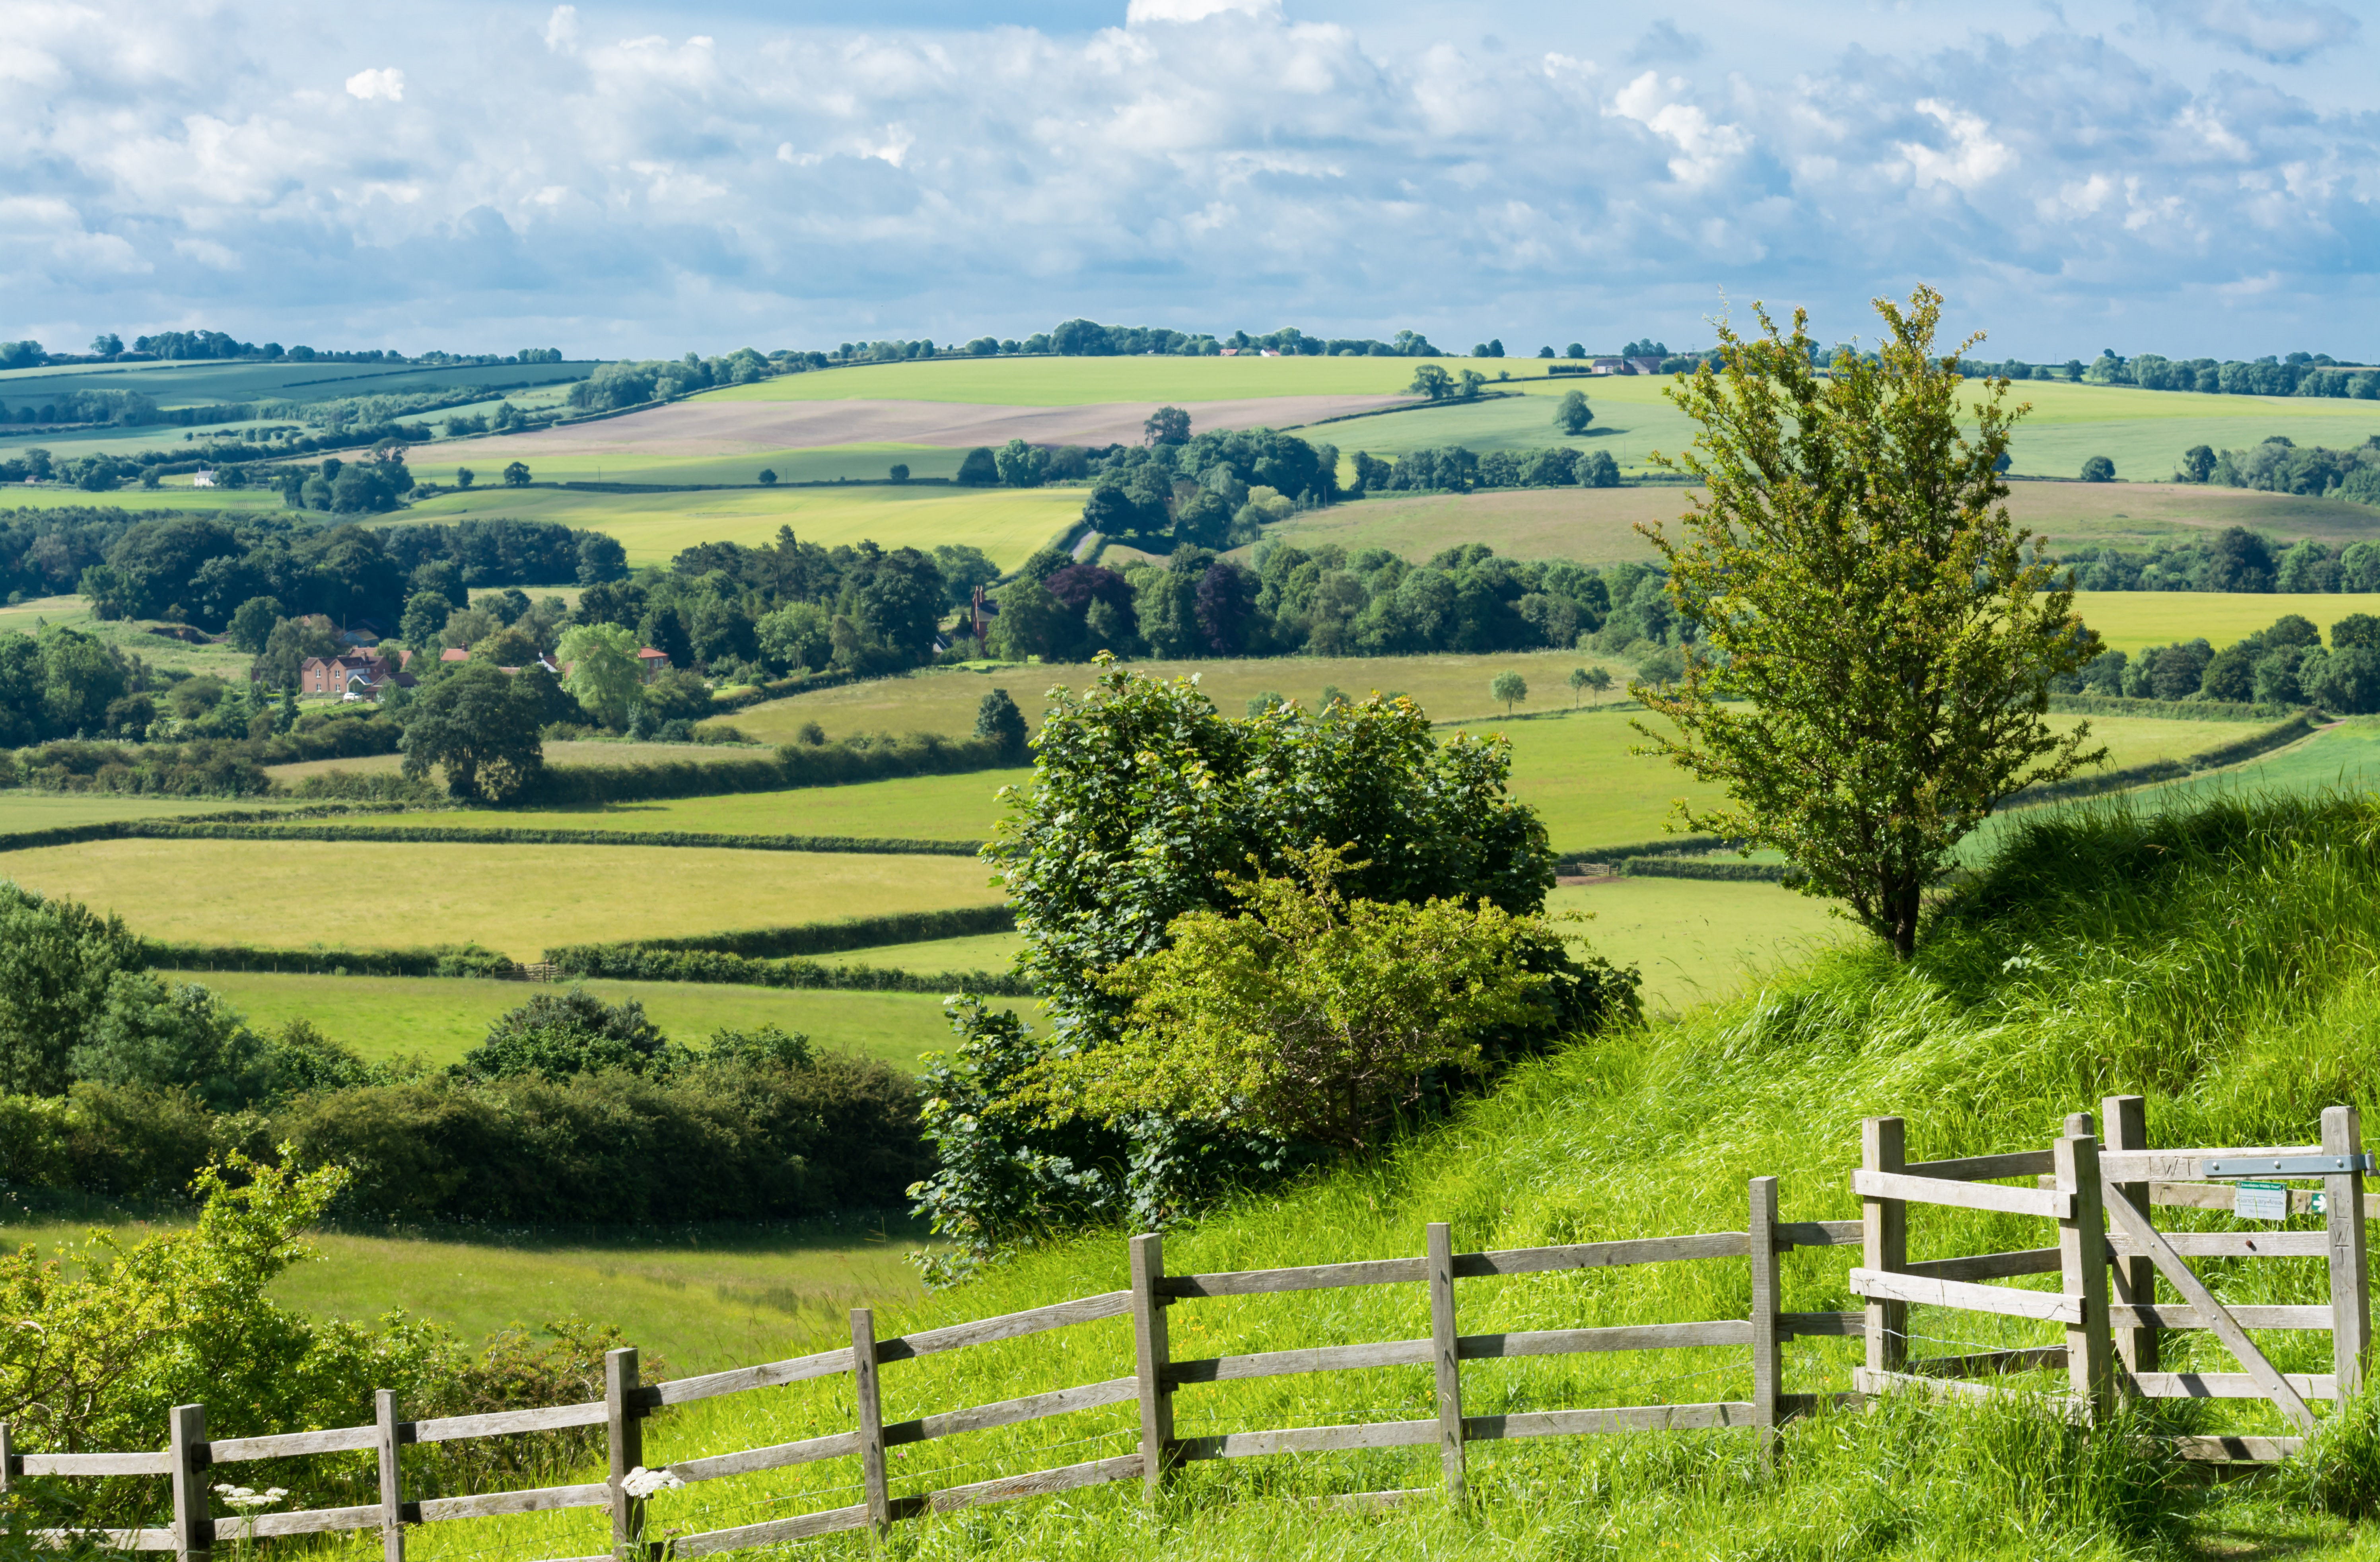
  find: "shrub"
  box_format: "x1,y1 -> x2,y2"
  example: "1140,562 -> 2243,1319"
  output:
461,987 -> 677,1079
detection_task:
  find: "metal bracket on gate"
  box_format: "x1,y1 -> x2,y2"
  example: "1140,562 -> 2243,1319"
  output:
2203,1153 -> 2374,1179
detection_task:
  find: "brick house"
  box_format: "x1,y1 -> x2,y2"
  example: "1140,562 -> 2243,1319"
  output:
298,653 -> 414,699
637,647 -> 671,684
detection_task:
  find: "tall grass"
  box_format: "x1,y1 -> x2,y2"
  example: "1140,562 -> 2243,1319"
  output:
305,789 -> 2380,1559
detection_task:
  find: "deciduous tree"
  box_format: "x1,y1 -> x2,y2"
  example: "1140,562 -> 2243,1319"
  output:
399,661 -> 546,800
1635,286 -> 2101,956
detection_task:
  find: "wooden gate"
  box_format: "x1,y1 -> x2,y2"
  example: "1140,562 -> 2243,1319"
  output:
1849,1098 -> 2370,1463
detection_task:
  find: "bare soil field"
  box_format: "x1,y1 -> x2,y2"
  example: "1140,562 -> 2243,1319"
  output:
450,394 -> 1413,466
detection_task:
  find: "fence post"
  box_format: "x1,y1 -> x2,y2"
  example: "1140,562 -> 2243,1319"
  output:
374,1390 -> 404,1562
2323,1105 -> 2371,1401
169,1403 -> 210,1562
1748,1176 -> 1781,1462
1425,1222 -> 1466,1501
1862,1117 -> 1907,1379
0,1418 -> 13,1496
604,1348 -> 646,1561
2055,1133 -> 2114,1423
1128,1234 -> 1174,1498
2100,1096 -> 2157,1382
850,1310 -> 890,1532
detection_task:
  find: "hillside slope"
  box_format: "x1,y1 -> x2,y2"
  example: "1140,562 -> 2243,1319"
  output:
441,789 -> 2380,1560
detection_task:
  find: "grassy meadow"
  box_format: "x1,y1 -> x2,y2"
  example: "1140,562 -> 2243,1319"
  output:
0,1207 -> 931,1376
181,970 -> 1021,1071
0,791 -> 298,831
334,773 -> 1027,841
395,482 -> 1083,567
0,591 -> 257,677
414,443 -> 962,490
1550,875 -> 1848,1014
281,785 -> 2380,1562
2072,591 -> 2380,653
0,839 -> 1000,959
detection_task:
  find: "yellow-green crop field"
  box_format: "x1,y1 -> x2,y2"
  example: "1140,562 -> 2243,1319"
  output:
179,970 -> 1021,1072
1548,876 -> 1849,1016
395,482 -> 1083,567
0,839 -> 999,959
414,443 -> 960,489
2071,591 -> 2380,654
336,771 -> 1029,841
0,1209 -> 931,1375
709,354 -> 1509,406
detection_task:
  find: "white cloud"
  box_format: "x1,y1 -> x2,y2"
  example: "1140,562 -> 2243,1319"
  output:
1126,0 -> 1278,25
1611,71 -> 1749,185
344,67 -> 403,101
1899,99 -> 2013,191
2144,0 -> 2359,64
543,5 -> 579,54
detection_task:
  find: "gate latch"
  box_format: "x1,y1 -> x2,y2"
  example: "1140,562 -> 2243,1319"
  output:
2204,1153 -> 2374,1179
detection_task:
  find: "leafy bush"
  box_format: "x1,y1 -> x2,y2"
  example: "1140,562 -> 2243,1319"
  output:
461,987 -> 676,1079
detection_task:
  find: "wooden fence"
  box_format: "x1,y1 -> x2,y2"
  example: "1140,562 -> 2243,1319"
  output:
5,1100 -> 2369,1557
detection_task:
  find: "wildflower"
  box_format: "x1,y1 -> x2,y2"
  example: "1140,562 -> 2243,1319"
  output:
212,1486 -> 288,1511
620,1467 -> 683,1500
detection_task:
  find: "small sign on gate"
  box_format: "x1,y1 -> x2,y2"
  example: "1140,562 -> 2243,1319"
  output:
2235,1180 -> 2290,1221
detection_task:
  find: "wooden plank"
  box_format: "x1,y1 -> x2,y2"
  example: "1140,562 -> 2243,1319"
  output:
926,1454 -> 1145,1515
1,1418 -> 14,1495
1865,1117 -> 1908,1379
415,1483 -> 610,1523
29,1531 -> 176,1553
1459,1322 -> 1753,1358
169,1404 -> 209,1562
884,1378 -> 1136,1445
207,1426 -> 378,1463
1167,1340 -> 1429,1384
879,1292 -> 1131,1363
1902,1151 -> 2056,1181
2172,1435 -> 2305,1463
1748,1177 -> 1781,1465
670,1432 -> 859,1484
1427,1223 -> 1465,1501
1174,1419 -> 1437,1460
604,1348 -> 644,1560
1778,1220 -> 1862,1248
1781,1312 -> 1864,1339
2147,1181 -> 2316,1213
2102,1096 -> 2159,1379
234,1505 -> 383,1539
1854,1169 -> 2072,1220
2108,1231 -> 2327,1259
374,1389 -> 402,1562
1848,1268 -> 2084,1323
2097,1175 -> 2318,1432
2059,1134 -> 2116,1423
1161,1257 -> 1423,1298
850,1311 -> 888,1532
2100,1147 -> 2321,1182
648,1348 -> 851,1407
2131,1372 -> 2338,1399
1907,1347 -> 2067,1379
669,1503 -> 873,1557
2108,1304 -> 2333,1331
1904,1248 -> 2063,1283
1451,1233 -> 1750,1278
409,1402 -> 607,1443
2325,1105 -> 2371,1401
1130,1233 -> 1173,1496
1462,1403 -> 1761,1440
1852,1368 -> 2007,1406
19,1453 -> 174,1477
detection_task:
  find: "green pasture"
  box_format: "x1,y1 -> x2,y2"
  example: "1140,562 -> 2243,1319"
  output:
0,381 -> 579,468
0,839 -> 1000,960
0,592 -> 256,677
1258,478 -> 2380,568
0,792 -> 297,831
731,652 -> 1641,747
397,483 -> 1082,568
340,772 -> 1029,842
261,740 -> 772,785
177,969 -> 1021,1073
0,1208 -> 931,1376
0,484 -> 288,515
418,443 -> 962,490
2073,590 -> 2380,653
1548,876 -> 1848,1016
0,358 -> 599,409
836,929 -> 1025,971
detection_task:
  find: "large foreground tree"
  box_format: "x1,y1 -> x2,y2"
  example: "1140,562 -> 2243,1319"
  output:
1634,286 -> 2102,956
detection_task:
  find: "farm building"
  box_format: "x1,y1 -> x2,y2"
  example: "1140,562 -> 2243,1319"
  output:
297,653 -> 414,699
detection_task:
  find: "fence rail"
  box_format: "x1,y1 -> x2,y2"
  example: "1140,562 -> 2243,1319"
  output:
9,1102 -> 2370,1556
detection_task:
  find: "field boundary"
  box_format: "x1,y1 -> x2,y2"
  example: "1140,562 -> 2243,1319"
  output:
540,943 -> 1031,997
29,1099 -> 2357,1557
0,819 -> 983,859
556,903 -> 1016,962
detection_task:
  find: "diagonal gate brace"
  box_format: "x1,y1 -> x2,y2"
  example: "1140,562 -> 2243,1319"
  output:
2100,1177 -> 2318,1432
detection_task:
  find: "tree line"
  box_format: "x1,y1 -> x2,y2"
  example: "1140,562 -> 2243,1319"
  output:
2171,435 -> 2380,504
2059,525 -> 2380,593
2071,610 -> 2380,713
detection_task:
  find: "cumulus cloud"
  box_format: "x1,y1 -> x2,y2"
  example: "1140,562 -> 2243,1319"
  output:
0,1 -> 2374,357
343,66 -> 403,101
2143,0 -> 2359,63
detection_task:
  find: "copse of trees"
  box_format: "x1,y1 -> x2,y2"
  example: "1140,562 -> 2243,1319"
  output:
2062,610 -> 2380,712
2173,435 -> 2380,505
2060,526 -> 2380,593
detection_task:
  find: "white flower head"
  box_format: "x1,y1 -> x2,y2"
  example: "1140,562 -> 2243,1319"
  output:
212,1485 -> 287,1511
620,1467 -> 682,1500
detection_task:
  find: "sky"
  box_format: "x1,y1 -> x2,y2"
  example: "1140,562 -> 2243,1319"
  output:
5,0 -> 2376,363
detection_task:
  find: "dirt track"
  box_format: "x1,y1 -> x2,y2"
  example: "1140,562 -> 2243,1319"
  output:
445,395 -> 1412,462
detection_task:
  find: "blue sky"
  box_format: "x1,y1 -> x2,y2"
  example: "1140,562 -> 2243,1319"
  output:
5,0 -> 2374,361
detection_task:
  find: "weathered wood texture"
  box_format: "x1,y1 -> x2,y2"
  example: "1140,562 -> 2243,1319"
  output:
2102,1095 -> 2159,1377
604,1348 -> 645,1558
850,1311 -> 889,1531
1427,1223 -> 1465,1501
374,1389 -> 403,1562
671,1432 -> 859,1484
1904,1249 -> 2063,1283
2107,1304 -> 2333,1331
2128,1373 -> 2338,1400
1849,1268 -> 2084,1323
1854,1169 -> 2072,1220
2324,1105 -> 2372,1400
1748,1177 -> 1781,1461
885,1378 -> 1137,1445
1864,1117 -> 1908,1377
169,1404 -> 208,1562
1130,1233 -> 1173,1496
2058,1135 -> 2116,1423
880,1293 -> 1131,1363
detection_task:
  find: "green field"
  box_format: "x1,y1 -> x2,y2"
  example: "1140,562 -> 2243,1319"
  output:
328,772 -> 1028,841
0,1209 -> 929,1375
1548,876 -> 1847,1015
711,355 -> 1503,406
395,482 -> 1083,567
2072,590 -> 2380,653
261,739 -> 774,784
0,592 -> 257,677
179,970 -> 1021,1072
0,839 -> 999,959
0,791 -> 298,830
413,443 -> 963,489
